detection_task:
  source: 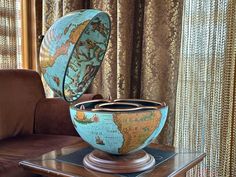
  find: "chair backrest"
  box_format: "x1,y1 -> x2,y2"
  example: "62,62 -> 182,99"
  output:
0,69 -> 45,140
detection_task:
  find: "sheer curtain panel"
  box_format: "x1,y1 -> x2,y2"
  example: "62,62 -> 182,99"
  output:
175,0 -> 236,176
0,0 -> 21,69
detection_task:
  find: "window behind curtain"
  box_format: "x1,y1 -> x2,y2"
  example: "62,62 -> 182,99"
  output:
0,0 -> 22,69
175,0 -> 229,176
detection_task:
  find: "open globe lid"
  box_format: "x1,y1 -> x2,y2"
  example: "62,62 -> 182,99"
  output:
39,9 -> 111,104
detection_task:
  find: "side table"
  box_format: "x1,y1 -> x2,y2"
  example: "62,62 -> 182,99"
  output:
19,141 -> 206,177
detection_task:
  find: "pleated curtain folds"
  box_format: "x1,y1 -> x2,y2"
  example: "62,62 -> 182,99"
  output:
41,0 -> 183,145
220,0 -> 236,176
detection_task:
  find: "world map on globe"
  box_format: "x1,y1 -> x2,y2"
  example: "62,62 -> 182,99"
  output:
70,107 -> 168,154
40,10 -> 110,102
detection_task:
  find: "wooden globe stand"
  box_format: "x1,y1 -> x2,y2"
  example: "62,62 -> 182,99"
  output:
83,149 -> 155,174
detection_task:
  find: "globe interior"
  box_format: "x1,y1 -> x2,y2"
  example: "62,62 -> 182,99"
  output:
63,12 -> 110,102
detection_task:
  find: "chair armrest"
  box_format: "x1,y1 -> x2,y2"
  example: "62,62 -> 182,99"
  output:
34,94 -> 103,136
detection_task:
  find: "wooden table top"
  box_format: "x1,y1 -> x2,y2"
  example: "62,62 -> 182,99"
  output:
19,141 -> 206,177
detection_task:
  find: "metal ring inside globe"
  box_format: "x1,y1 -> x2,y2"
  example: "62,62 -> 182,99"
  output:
114,99 -> 164,108
93,102 -> 145,112
95,102 -> 140,109
40,9 -> 111,103
75,99 -> 111,110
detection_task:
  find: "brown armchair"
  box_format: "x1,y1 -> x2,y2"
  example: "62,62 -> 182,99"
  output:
0,69 -> 102,177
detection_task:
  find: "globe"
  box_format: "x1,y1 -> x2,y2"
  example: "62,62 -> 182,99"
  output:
70,99 -> 168,155
40,9 -> 111,103
39,9 -> 168,173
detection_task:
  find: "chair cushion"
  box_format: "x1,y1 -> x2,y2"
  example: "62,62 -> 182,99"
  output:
34,94 -> 103,136
0,70 -> 45,140
0,134 -> 82,177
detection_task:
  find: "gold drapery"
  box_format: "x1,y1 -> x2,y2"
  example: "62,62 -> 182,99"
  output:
220,0 -> 236,176
174,0 -> 236,176
141,0 -> 183,145
40,0 -> 183,145
21,0 -> 40,70
0,0 -> 22,69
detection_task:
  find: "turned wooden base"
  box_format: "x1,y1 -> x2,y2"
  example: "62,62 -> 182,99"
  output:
83,150 -> 155,173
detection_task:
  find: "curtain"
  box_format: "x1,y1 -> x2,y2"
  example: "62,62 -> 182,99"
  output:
0,0 -> 22,69
40,0 -> 183,145
42,0 -> 90,33
174,0 -> 236,176
220,0 -> 236,176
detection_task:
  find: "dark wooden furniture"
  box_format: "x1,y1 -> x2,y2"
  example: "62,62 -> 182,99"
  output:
19,141 -> 206,177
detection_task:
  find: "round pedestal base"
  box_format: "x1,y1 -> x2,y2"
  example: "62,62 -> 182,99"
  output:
83,150 -> 155,174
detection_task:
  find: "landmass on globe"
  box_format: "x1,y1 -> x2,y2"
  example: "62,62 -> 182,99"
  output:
71,110 -> 163,154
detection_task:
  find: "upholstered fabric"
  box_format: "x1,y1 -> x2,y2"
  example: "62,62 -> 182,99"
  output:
34,98 -> 77,136
0,70 -> 45,140
34,93 -> 102,136
0,134 -> 81,177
